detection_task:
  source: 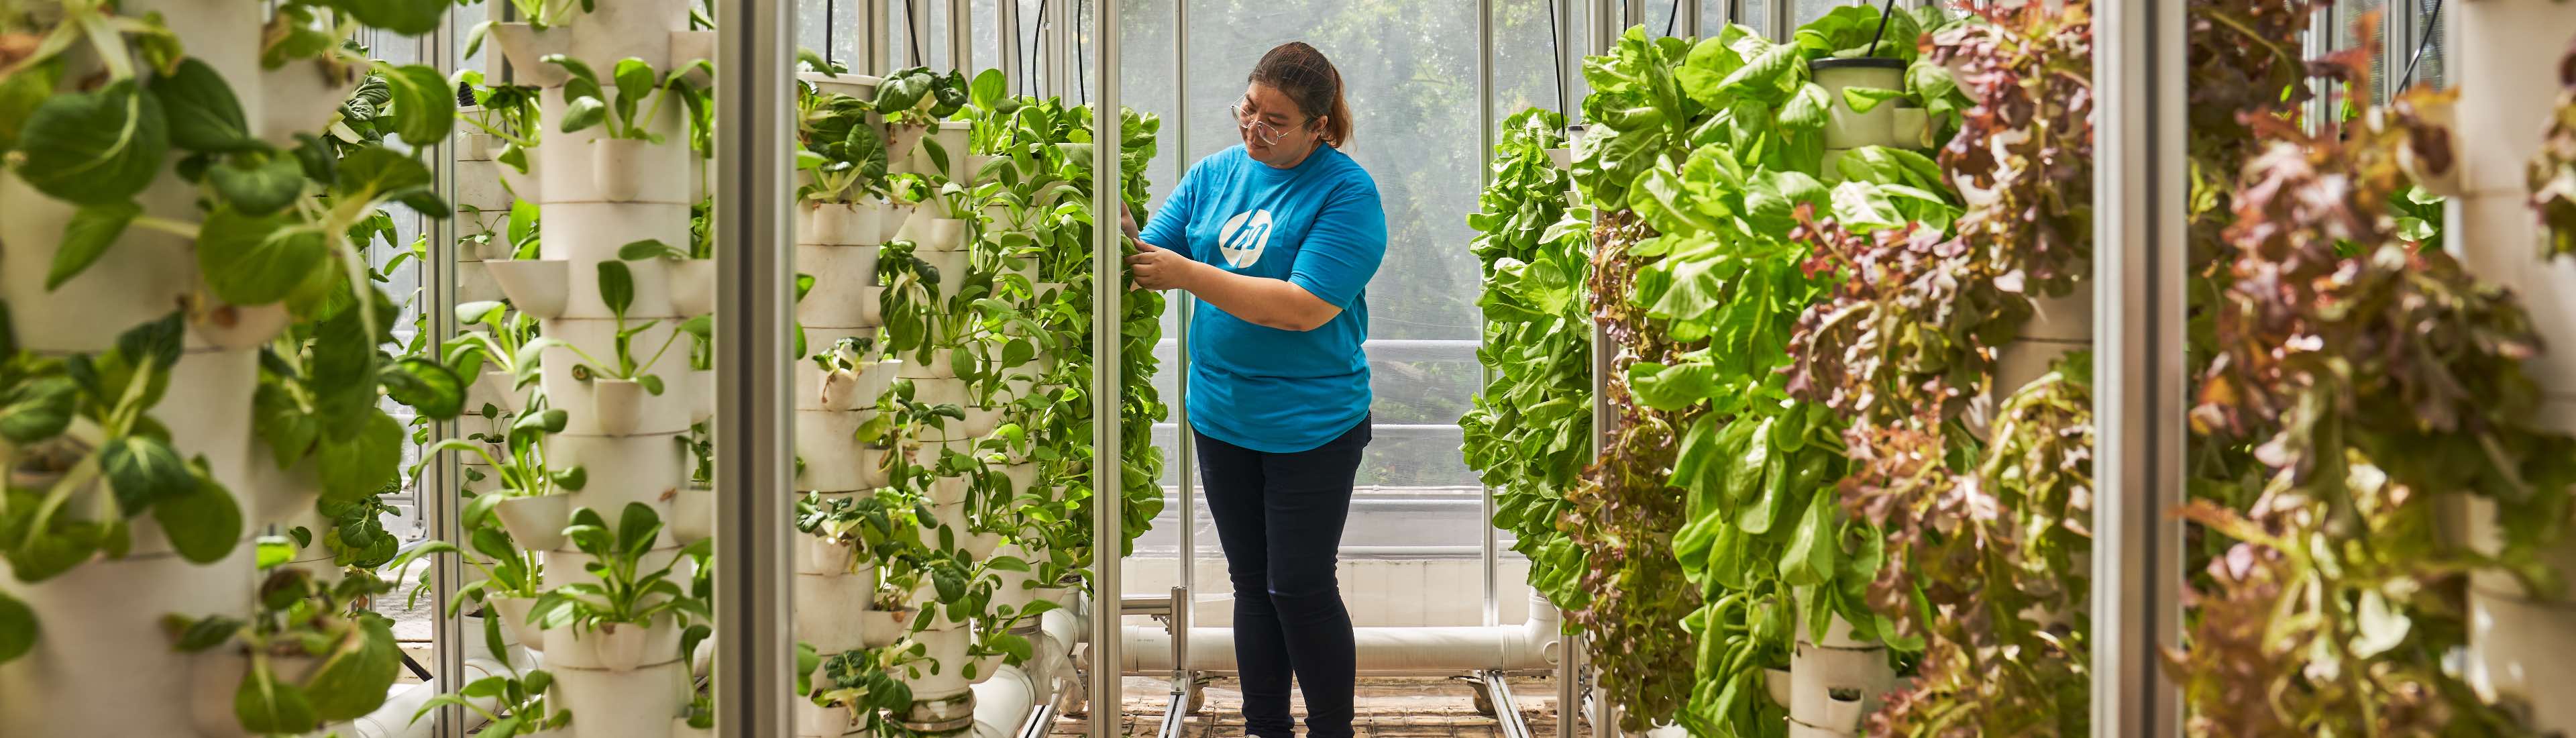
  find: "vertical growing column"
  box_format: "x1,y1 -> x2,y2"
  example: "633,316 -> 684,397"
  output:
479,1 -> 720,735
2451,3 -> 2576,732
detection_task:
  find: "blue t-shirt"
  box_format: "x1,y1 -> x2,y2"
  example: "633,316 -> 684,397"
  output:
1139,145 -> 1386,454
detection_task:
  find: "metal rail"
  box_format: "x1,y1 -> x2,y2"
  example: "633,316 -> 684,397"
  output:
424,13 -> 465,738
712,0 -> 798,731
1085,0 -> 1126,729
1483,670 -> 1533,738
2092,0 -> 2187,735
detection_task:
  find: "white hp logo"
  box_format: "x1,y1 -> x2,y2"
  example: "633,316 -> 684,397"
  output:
1218,209 -> 1274,268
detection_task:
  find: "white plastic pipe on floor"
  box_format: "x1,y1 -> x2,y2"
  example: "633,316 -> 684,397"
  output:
969,603 -> 1085,738
1119,591 -> 1563,675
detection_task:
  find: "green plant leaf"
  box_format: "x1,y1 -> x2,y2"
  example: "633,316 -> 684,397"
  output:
0,59 -> 62,152
374,62 -> 456,147
305,615 -> 400,721
1839,86 -> 1904,115
45,200 -> 142,291
17,78 -> 169,206
197,205 -> 326,306
150,58 -> 258,153
156,466 -> 244,564
317,411 -> 404,504
234,659 -> 319,733
332,144 -> 434,203
597,260 -> 635,317
0,376 -> 75,443
381,356 -> 466,420
560,97 -> 606,133
0,592 -> 35,665
207,154 -> 309,216
102,435 -> 193,515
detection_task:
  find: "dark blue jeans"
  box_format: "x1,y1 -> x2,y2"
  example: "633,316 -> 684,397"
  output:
1195,417 -> 1371,738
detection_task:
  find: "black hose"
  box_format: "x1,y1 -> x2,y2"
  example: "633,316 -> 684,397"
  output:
2392,0 -> 2445,97
1548,0 -> 1567,126
1864,0 -> 1898,58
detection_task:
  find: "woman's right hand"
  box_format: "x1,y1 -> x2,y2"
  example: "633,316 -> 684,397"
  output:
1128,241 -> 1199,291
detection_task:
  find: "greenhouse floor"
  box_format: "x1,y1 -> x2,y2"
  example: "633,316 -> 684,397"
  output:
1056,676 -> 1579,737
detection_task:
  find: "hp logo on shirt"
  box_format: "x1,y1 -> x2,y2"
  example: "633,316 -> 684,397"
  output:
1218,209 -> 1274,268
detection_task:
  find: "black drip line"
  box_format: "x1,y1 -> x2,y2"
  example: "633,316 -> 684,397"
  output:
904,0 -> 924,67
1548,0 -> 1566,126
1074,0 -> 1087,105
1030,0 -> 1050,97
2392,0 -> 2444,98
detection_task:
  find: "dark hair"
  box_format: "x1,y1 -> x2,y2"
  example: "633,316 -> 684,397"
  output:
1248,42 -> 1353,148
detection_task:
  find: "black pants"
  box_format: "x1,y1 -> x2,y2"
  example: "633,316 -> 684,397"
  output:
1195,417 -> 1371,738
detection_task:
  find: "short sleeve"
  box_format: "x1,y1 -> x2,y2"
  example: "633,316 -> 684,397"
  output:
1286,178 -> 1387,309
1138,160 -> 1200,263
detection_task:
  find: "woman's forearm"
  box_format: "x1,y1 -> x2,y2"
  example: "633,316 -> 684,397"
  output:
1179,261 -> 1342,332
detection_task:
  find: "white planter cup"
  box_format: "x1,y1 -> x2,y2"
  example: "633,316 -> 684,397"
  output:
668,258 -> 717,317
486,23 -> 573,87
1812,58 -> 1920,152
544,616 -> 686,672
466,370 -> 528,415
692,366 -> 716,424
551,660 -> 692,738
796,245 -> 885,327
0,175 -> 203,352
484,259 -> 572,319
540,319 -> 693,435
671,484 -> 714,543
498,154 -> 544,203
802,201 -> 887,246
794,409 -> 895,491
877,201 -> 916,244
668,30 -> 716,85
591,378 -> 650,436
491,596 -> 547,651
672,717 -> 715,738
814,360 -> 900,412
494,494 -> 573,551
189,302 -> 292,352
900,624 -> 975,699
883,121 -> 930,169
958,405 -> 1003,437
797,535 -> 871,576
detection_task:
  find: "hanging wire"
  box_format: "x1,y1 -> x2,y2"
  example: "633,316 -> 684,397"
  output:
1863,0 -> 1898,57
1074,0 -> 1088,105
1030,0 -> 1050,96
2392,0 -> 2444,97
904,0 -> 924,66
1664,0 -> 1678,38
1548,0 -> 1567,125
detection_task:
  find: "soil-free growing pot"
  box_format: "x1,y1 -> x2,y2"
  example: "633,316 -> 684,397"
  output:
539,319 -> 693,435
798,534 -> 872,576
1767,668 -> 1794,709
670,484 -> 714,543
544,615 -> 686,671
551,660 -> 692,738
899,623 -> 975,699
910,376 -> 972,407
802,201 -> 888,246
796,245 -> 885,327
877,201 -> 916,244
591,378 -> 651,435
883,121 -> 930,170
491,596 -> 548,650
668,30 -> 716,85
668,258 -> 717,317
498,155 -> 544,203
494,494 -> 573,551
189,302 -> 292,352
794,409 -> 895,490
815,359 -> 900,411
958,406 -> 1003,437
485,259 -> 572,319
1811,58 -> 1913,151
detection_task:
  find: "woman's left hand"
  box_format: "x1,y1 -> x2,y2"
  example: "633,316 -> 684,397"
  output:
1127,240 -> 1199,291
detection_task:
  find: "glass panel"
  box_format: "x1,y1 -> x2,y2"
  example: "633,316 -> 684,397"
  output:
799,0 -> 832,61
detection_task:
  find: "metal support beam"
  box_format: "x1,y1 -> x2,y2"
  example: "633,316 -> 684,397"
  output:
1086,0 -> 1125,730
425,13 -> 465,738
713,0 -> 797,731
1483,670 -> 1533,738
863,0 -> 891,76
2091,0 -> 2186,735
1475,0 -> 1501,630
949,0 -> 972,71
1767,0 -> 1788,42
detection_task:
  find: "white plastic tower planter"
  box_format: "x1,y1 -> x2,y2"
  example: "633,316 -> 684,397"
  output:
494,494 -> 574,551
1811,58 -> 1931,173
486,259 -> 575,319
2443,1 -> 2576,732
1784,615 -> 1894,737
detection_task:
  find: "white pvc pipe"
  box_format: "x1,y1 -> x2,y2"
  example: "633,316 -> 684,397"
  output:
969,604 -> 1085,738
1120,592 -> 1563,675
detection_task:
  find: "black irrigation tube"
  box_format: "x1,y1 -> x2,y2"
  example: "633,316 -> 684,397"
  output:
2393,0 -> 2444,97
1548,0 -> 1565,125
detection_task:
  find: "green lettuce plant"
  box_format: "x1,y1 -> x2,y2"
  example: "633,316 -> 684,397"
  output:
529,503 -> 715,637
543,55 -> 712,144
164,557 -> 403,734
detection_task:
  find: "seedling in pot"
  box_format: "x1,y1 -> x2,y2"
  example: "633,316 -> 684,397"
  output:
526,262 -> 712,397
544,55 -> 712,144
164,559 -> 404,733
528,503 -> 714,636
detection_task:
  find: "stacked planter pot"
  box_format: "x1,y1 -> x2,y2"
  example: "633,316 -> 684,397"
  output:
2445,1 -> 2576,732
0,1 -> 383,732
1782,615 -> 1895,737
792,193 -> 910,737
480,2 -> 713,736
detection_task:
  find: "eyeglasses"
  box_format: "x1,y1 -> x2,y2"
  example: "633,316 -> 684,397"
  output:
1229,101 -> 1308,145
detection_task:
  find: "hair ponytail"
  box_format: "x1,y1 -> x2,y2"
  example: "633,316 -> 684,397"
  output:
1249,42 -> 1353,148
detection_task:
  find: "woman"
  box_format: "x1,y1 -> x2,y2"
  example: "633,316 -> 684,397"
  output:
1125,41 -> 1386,738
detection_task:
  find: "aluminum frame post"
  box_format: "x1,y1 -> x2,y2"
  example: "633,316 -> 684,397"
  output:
713,0 -> 798,731
2092,0 -> 2187,735
862,0 -> 891,76
425,13 -> 466,738
949,0 -> 973,70
1086,0 -> 1125,730
1766,0 -> 1787,41
1475,0 -> 1502,631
